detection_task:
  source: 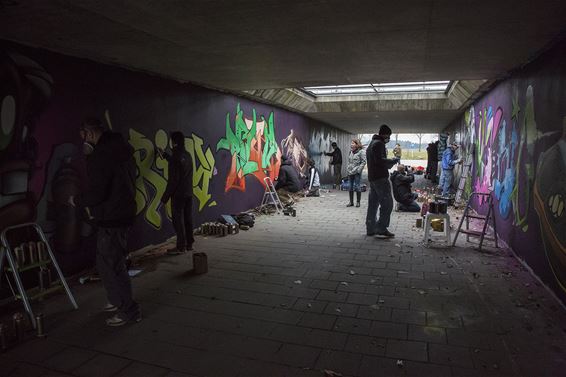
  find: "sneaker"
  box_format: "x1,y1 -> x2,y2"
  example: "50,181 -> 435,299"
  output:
166,248 -> 185,255
346,203 -> 354,207
105,313 -> 142,327
103,303 -> 118,313
356,202 -> 360,208
376,230 -> 395,238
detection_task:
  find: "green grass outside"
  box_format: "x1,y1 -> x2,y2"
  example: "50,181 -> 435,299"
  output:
388,149 -> 427,160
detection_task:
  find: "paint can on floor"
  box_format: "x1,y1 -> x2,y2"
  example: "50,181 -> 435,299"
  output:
416,218 -> 423,228
35,314 -> 46,338
193,252 -> 208,275
12,313 -> 25,343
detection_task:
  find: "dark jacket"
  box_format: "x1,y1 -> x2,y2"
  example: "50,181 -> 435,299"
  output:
162,146 -> 193,203
366,135 -> 397,181
275,158 -> 301,193
391,171 -> 415,205
325,148 -> 342,165
81,132 -> 136,228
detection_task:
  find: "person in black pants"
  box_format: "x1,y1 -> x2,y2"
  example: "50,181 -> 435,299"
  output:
391,165 -> 420,212
158,131 -> 194,255
71,117 -> 140,327
324,142 -> 343,189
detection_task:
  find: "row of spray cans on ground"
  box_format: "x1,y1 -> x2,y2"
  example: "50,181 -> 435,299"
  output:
0,312 -> 46,353
198,222 -> 240,237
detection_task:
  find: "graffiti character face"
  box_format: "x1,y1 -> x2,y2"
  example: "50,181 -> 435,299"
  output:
534,121 -> 566,292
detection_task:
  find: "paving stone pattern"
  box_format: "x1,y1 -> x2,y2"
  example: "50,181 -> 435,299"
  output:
2,189 -> 566,376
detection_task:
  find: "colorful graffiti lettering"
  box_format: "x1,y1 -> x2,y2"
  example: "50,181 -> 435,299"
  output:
217,104 -> 281,192
129,129 -> 216,229
281,129 -> 308,175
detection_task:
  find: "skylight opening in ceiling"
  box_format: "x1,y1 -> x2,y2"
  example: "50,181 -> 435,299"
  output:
303,81 -> 451,96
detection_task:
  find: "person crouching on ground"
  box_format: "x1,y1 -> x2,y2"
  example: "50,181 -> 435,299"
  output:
304,158 -> 321,197
275,155 -> 301,206
391,164 -> 420,212
439,142 -> 462,197
365,124 -> 400,238
158,131 -> 195,255
346,138 -> 366,207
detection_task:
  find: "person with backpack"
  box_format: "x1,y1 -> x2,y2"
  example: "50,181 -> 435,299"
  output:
71,117 -> 140,327
346,139 -> 366,207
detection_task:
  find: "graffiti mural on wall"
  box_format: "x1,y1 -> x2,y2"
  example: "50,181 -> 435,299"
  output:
217,103 -> 282,192
467,85 -> 540,231
281,129 -> 308,176
0,51 -> 53,230
534,116 -> 566,292
308,128 -> 335,176
129,128 -> 217,229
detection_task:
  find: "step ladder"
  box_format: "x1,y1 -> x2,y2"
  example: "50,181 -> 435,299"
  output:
452,192 -> 499,251
454,160 -> 472,207
259,177 -> 284,214
0,223 -> 78,328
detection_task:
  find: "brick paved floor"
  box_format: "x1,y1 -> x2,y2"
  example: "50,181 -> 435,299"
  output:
2,189 -> 566,376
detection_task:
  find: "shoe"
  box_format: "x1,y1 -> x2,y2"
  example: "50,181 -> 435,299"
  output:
187,245 -> 194,252
167,248 -> 185,255
356,202 -> 360,207
103,303 -> 118,313
376,230 -> 395,238
106,313 -> 142,327
346,203 -> 354,207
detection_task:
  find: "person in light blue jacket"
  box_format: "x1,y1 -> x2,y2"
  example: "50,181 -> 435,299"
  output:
439,143 -> 462,196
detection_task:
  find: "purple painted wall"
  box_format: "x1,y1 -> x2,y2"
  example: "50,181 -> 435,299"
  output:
0,41 -> 352,273
445,39 -> 566,303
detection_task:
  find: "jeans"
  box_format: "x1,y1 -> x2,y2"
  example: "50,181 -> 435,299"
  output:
333,164 -> 342,187
172,196 -> 194,250
366,178 -> 393,234
399,193 -> 420,212
439,169 -> 454,196
348,173 -> 362,192
96,227 -> 139,318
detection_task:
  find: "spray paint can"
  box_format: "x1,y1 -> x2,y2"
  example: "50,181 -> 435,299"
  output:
292,209 -> 297,217
0,323 -> 7,352
35,314 -> 46,338
37,242 -> 49,261
28,242 -> 38,265
203,223 -> 209,235
12,313 -> 25,343
234,224 -> 240,234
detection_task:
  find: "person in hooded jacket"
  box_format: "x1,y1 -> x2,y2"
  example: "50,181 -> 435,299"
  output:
391,164 -> 420,212
275,155 -> 301,205
346,138 -> 366,207
158,131 -> 194,255
71,117 -> 140,327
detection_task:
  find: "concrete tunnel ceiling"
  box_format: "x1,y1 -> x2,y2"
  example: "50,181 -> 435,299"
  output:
1,0 -> 566,134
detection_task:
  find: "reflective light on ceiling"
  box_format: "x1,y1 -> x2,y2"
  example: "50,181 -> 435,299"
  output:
303,81 -> 451,96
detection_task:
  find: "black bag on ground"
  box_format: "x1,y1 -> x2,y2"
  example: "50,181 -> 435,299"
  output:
232,213 -> 255,227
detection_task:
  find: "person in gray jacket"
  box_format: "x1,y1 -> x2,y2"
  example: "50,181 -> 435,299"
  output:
346,139 -> 367,207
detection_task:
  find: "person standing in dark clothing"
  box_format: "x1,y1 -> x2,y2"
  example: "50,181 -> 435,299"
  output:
391,165 -> 420,212
365,125 -> 399,238
71,117 -> 140,327
324,142 -> 342,189
158,131 -> 194,255
426,141 -> 439,183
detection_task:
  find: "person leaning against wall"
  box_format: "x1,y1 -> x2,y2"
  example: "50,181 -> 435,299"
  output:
157,131 -> 195,255
346,138 -> 366,207
70,117 -> 141,327
324,142 -> 343,189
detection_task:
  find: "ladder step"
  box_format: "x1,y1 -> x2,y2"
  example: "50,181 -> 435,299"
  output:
465,214 -> 487,220
459,229 -> 495,239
